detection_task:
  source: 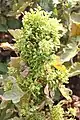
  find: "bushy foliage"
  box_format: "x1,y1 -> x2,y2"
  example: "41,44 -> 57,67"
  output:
15,7 -> 69,91
51,104 -> 64,120
5,7 -> 70,119
0,1 -> 80,120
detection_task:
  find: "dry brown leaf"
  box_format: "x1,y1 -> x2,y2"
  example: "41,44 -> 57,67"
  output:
37,101 -> 45,111
73,101 -> 80,107
20,68 -> 29,78
44,84 -> 49,97
71,22 -> 80,36
0,95 -> 6,101
70,13 -> 80,36
20,61 -> 29,78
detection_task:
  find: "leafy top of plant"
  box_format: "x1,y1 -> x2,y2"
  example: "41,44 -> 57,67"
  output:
10,7 -> 69,101
7,7 -> 71,119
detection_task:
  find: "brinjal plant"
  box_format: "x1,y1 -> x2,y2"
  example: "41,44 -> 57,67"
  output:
7,7 -> 73,119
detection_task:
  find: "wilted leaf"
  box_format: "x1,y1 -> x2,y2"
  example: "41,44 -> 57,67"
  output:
20,68 -> 29,78
59,85 -> 72,101
0,95 -> 6,101
37,101 -> 45,111
20,61 -> 29,78
44,84 -> 49,96
3,84 -> 24,103
0,42 -> 14,50
71,22 -> 80,36
69,62 -> 80,77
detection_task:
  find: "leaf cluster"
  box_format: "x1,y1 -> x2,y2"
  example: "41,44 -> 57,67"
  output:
7,7 -> 71,119
0,2 -> 79,119
0,0 -> 32,32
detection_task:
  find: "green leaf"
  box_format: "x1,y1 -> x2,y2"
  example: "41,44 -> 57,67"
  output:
54,88 -> 61,101
0,24 -> 8,32
3,109 -> 13,120
0,63 -> 8,74
71,12 -> 80,23
3,84 -> 24,103
0,15 -> 8,32
7,18 -> 22,29
0,15 -> 7,25
69,62 -> 80,77
0,101 -> 8,109
60,41 -> 78,63
7,0 -> 32,16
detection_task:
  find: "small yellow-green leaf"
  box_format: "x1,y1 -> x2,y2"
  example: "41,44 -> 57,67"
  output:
59,85 -> 72,101
8,29 -> 22,39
